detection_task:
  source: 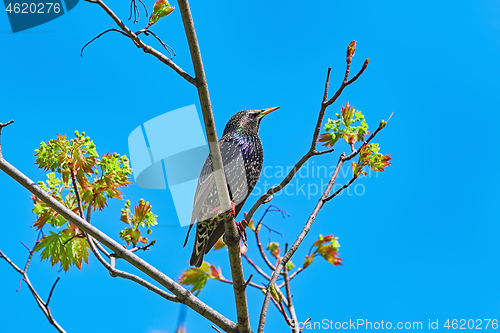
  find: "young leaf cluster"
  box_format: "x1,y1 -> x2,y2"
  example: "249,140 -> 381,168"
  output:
304,234 -> 342,268
352,143 -> 392,177
32,131 -> 157,271
318,103 -> 369,150
120,199 -> 158,246
148,0 -> 175,27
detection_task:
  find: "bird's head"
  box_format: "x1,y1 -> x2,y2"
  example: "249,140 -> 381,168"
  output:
222,107 -> 280,136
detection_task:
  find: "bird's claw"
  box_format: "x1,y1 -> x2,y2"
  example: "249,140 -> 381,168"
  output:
236,219 -> 248,243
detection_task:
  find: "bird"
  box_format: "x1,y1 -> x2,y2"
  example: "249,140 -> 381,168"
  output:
184,107 -> 279,267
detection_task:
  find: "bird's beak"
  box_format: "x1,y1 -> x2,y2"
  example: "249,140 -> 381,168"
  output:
258,106 -> 280,118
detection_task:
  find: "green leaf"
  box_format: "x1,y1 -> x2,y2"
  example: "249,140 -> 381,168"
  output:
179,262 -> 211,296
34,229 -> 89,272
148,0 -> 175,27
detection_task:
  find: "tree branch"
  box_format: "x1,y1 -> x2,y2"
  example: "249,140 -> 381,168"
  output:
84,0 -> 196,85
283,246 -> 299,333
246,55 -> 369,224
242,253 -> 271,281
0,154 -> 238,333
0,120 -> 14,159
0,248 -> 67,333
299,318 -> 312,333
258,117 -> 387,332
176,1 -> 251,331
87,235 -> 178,303
46,277 -> 61,307
257,154 -> 345,333
254,223 -> 277,271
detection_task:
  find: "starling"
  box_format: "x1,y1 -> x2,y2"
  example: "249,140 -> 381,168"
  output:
185,107 -> 279,267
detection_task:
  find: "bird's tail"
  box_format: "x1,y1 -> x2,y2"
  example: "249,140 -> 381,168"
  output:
190,223 -> 209,268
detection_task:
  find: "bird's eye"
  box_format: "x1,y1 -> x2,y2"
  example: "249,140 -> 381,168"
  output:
249,113 -> 257,118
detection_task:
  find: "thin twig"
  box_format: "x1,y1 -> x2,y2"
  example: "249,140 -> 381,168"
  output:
258,154 -> 345,333
243,274 -> 253,289
283,258 -> 299,333
136,29 -> 176,59
84,0 -> 196,85
130,239 -> 157,253
255,225 -> 276,270
22,241 -> 37,273
0,249 -> 67,333
242,254 -> 271,280
247,56 -> 370,225
314,148 -> 335,155
271,297 -> 293,327
128,0 -> 148,24
20,241 -> 31,252
70,169 -> 85,219
258,118 -> 386,332
0,120 -> 14,159
218,277 -> 265,291
299,318 -> 312,333
325,176 -> 358,202
81,29 -> 131,57
46,277 -> 61,307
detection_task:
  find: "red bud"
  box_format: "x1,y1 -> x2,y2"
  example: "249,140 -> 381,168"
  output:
346,40 -> 356,64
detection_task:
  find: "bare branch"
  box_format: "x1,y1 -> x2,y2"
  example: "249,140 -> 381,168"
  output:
243,274 -> 253,289
0,249 -> 23,274
242,254 -> 271,281
258,154 -> 345,333
0,249 -> 67,333
325,176 -> 358,202
46,277 -> 61,307
136,29 -> 176,59
313,148 -> 335,156
246,150 -> 314,223
128,0 -> 148,24
130,239 -> 157,253
87,235 -> 179,303
254,225 -> 276,271
81,29 -> 131,57
283,263 -> 298,333
258,117 -> 387,331
279,267 -> 304,288
84,0 -> 196,85
271,297 -> 293,327
23,242 -> 36,273
218,277 -> 265,291
299,318 -> 312,333
0,120 -> 14,159
246,58 -> 367,223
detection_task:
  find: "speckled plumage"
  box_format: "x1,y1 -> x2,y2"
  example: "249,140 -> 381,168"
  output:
188,108 -> 277,267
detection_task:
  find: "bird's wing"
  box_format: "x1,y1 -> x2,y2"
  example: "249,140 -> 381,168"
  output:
190,153 -> 216,227
190,137 -> 249,224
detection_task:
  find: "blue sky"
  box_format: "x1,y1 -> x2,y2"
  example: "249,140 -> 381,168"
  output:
1,1 -> 500,332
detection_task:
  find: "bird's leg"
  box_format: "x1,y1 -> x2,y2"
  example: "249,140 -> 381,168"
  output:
235,219 -> 248,243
